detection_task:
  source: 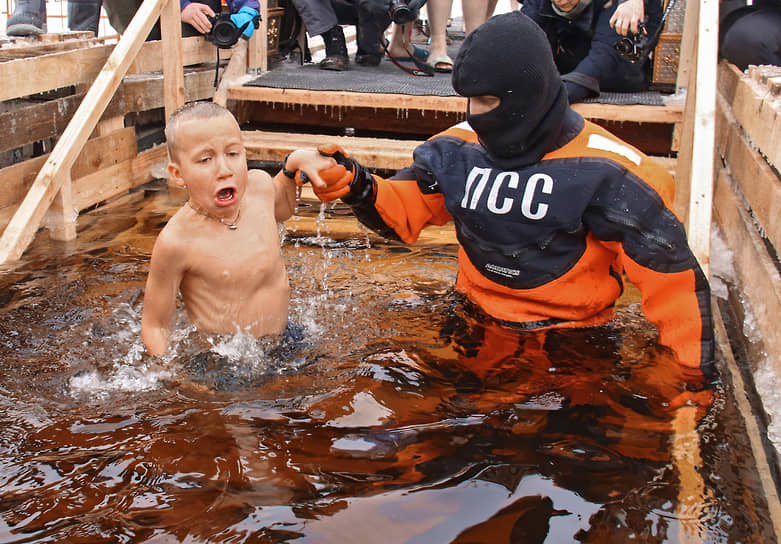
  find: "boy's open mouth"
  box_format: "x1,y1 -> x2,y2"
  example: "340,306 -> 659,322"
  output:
215,187 -> 236,205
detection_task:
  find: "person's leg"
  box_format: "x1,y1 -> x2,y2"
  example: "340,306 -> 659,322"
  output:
6,0 -> 47,36
291,0 -> 340,36
720,8 -> 781,70
462,0 -> 495,35
68,0 -> 103,35
294,0 -> 348,70
101,0 -> 144,34
353,0 -> 392,65
426,0 -> 454,72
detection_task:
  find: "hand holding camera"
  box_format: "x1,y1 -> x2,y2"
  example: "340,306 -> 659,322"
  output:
613,22 -> 651,64
205,6 -> 260,49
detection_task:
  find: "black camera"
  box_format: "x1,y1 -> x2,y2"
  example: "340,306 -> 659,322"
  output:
389,0 -> 426,25
613,23 -> 651,64
205,12 -> 254,49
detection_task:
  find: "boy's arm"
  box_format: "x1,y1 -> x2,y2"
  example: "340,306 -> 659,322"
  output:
141,234 -> 185,357
273,149 -> 343,222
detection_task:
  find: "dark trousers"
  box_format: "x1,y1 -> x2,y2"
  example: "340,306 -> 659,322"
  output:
720,8 -> 781,70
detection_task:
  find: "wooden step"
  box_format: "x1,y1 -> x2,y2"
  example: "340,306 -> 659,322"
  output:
242,129 -> 677,174
229,85 -> 685,125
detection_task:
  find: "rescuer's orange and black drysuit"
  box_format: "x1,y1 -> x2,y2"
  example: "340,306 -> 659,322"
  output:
339,109 -> 714,375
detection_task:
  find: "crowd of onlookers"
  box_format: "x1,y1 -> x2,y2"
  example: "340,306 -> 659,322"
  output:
4,0 -> 781,103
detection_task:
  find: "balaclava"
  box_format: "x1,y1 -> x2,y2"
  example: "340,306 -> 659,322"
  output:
452,11 -> 570,168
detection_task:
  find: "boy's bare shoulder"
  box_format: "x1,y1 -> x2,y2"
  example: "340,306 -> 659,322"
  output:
248,168 -> 272,186
151,208 -> 192,258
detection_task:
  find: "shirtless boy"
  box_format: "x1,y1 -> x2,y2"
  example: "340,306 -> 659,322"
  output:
141,102 -> 334,356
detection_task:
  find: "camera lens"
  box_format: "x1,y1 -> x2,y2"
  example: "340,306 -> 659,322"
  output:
389,0 -> 415,24
213,20 -> 237,47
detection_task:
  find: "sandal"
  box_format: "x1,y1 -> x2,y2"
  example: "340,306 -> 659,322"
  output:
392,44 -> 430,62
427,54 -> 453,73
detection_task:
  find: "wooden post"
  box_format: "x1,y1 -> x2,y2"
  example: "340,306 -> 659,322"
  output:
214,39 -> 249,107
248,0 -> 269,73
46,173 -> 77,241
686,0 -> 718,278
0,0 -> 167,264
161,0 -> 185,122
674,0 -> 717,277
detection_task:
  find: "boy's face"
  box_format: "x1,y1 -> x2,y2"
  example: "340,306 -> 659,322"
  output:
168,114 -> 248,213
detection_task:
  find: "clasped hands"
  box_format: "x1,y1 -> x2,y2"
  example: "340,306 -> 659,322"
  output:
282,145 -> 357,203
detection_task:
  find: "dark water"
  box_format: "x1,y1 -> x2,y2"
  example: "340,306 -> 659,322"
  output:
0,187 -> 775,543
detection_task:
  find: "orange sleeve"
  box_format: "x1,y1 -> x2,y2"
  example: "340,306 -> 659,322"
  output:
374,177 -> 452,244
620,254 -> 712,369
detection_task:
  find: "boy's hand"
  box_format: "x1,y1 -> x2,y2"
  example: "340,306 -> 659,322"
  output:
312,145 -> 356,202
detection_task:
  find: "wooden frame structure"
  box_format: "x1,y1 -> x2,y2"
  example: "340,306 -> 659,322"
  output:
0,0 -> 270,264
0,0 -> 717,272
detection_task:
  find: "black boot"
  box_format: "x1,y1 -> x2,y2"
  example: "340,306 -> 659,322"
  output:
6,0 -> 46,36
68,0 -> 103,36
319,25 -> 349,71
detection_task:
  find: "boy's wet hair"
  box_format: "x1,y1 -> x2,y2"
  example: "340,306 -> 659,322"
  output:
165,101 -> 237,160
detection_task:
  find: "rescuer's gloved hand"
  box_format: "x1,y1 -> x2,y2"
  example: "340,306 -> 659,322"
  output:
312,144 -> 356,202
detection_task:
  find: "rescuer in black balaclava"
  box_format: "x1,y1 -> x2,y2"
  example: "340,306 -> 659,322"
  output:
290,10 -> 714,377
451,9 -> 570,168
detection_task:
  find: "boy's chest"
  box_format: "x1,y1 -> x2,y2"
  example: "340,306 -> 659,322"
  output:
187,222 -> 282,284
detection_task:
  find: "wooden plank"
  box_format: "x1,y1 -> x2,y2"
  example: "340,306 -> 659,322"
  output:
0,0 -> 167,264
571,102 -> 684,124
127,36 -> 229,74
129,144 -> 168,187
111,68 -> 217,114
0,128 -> 138,215
71,127 -> 138,179
713,168 -> 781,378
0,37 -> 103,61
227,86 -> 468,113
227,85 -> 684,124
717,61 -> 742,106
242,130 -> 424,171
160,0 -> 185,121
716,94 -> 781,253
0,95 -> 82,155
730,67 -> 781,172
73,160 -> 135,211
685,0 -> 718,276
214,40 -> 249,107
0,140 -> 165,230
0,65 -> 216,157
248,0 -> 269,72
0,44 -> 113,102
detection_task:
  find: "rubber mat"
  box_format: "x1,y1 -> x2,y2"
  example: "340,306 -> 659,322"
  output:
246,39 -> 666,106
245,56 -> 459,97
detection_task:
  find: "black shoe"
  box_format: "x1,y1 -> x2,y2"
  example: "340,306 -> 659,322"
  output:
6,0 -> 46,36
355,53 -> 382,66
319,25 -> 349,71
68,0 -> 103,35
320,56 -> 349,71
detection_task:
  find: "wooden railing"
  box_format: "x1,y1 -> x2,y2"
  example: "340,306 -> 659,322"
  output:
0,0 -> 269,263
